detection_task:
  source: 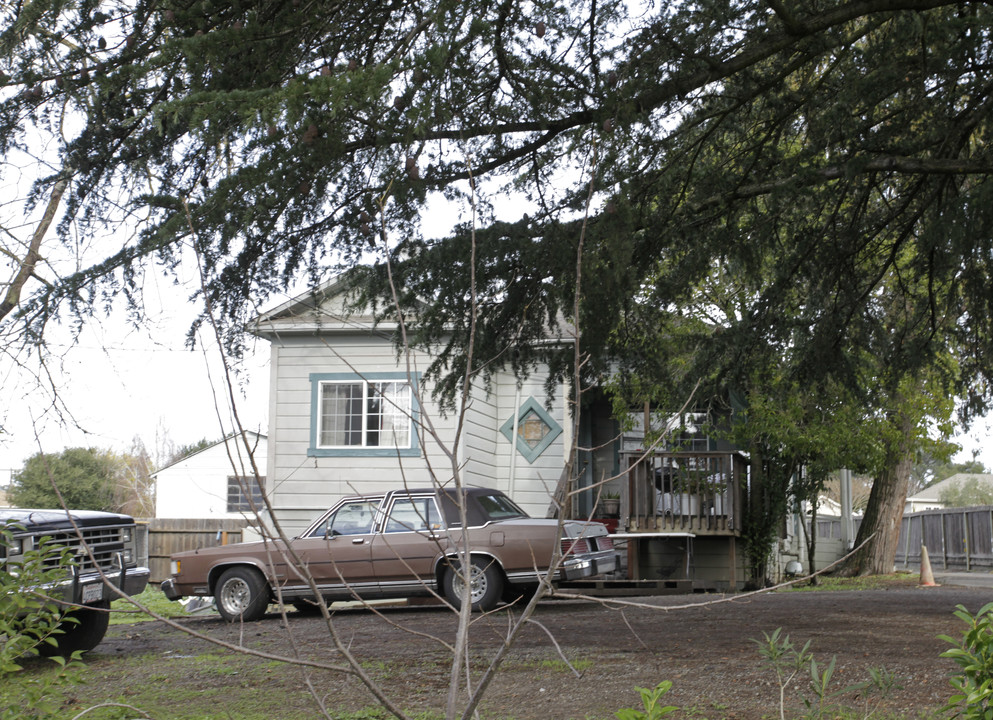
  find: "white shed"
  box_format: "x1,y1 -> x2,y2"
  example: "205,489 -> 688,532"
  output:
153,431 -> 267,519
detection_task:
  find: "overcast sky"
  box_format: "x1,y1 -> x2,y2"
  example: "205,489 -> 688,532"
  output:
0,307 -> 271,483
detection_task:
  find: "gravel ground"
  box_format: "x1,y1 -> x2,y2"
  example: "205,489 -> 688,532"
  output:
92,581 -> 988,719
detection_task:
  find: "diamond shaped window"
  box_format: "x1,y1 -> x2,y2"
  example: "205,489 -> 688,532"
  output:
500,397 -> 563,464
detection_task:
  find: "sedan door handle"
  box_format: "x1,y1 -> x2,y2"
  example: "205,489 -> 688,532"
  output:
351,538 -> 365,544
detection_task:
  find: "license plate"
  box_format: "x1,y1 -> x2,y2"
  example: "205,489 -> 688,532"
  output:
81,582 -> 104,604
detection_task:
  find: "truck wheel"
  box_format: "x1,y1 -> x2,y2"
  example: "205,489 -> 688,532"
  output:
444,556 -> 503,612
39,601 -> 111,657
215,567 -> 270,622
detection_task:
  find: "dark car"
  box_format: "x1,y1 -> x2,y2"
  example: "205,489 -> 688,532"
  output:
162,486 -> 617,620
1,508 -> 150,654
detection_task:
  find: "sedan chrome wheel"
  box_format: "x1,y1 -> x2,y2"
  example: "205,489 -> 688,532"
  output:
444,556 -> 503,612
219,577 -> 251,615
215,567 -> 269,622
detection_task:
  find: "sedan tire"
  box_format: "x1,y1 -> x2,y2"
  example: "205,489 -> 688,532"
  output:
215,567 -> 270,622
444,556 -> 503,612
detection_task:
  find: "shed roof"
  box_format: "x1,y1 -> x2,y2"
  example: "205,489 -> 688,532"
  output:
908,473 -> 993,502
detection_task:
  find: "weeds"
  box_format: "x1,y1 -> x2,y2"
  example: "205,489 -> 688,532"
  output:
615,628 -> 899,720
753,628 -> 897,720
614,682 -> 677,720
0,526 -> 85,720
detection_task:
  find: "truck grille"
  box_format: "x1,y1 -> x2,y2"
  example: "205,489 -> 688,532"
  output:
38,526 -> 124,574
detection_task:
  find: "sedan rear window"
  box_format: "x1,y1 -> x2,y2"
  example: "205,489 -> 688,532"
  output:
385,498 -> 442,533
477,494 -> 528,520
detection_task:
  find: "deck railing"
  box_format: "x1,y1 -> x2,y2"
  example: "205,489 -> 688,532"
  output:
619,451 -> 746,535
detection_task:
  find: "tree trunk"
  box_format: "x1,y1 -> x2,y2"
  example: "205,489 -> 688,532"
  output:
842,410 -> 913,575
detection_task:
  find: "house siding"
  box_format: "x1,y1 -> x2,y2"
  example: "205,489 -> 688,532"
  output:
266,334 -> 467,532
492,372 -> 570,516
263,330 -> 573,531
462,383 -> 499,488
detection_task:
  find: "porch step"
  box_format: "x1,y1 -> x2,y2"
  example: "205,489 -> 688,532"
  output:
555,578 -> 694,596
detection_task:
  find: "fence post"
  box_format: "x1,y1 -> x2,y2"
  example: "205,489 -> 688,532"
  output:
901,515 -> 910,569
942,513 -> 949,570
965,511 -> 971,571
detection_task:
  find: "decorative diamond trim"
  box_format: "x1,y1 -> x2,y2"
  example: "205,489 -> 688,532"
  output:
500,396 -> 563,464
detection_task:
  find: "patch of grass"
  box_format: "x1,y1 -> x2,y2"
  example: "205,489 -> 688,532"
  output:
779,572 -> 919,592
109,587 -> 192,625
539,658 -> 594,673
506,656 -> 594,674
23,646 -> 450,719
29,650 -> 336,717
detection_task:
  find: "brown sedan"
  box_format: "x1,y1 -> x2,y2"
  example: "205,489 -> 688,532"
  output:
161,486 -> 618,620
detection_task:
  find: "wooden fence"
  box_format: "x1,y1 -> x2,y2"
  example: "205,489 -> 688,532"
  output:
895,506 -> 993,571
141,518 -> 251,583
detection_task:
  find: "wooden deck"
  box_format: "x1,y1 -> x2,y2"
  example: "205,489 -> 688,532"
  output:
618,451 -> 745,537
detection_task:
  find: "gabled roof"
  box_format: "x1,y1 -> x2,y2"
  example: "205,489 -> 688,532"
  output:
249,267 -> 575,348
152,430 -> 266,475
249,272 -> 382,338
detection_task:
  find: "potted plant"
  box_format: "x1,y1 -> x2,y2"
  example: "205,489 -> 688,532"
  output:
599,491 -> 621,517
670,472 -> 701,516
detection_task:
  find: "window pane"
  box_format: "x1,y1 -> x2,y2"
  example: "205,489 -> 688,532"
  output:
477,494 -> 528,520
318,379 -> 411,449
367,382 -> 411,448
328,501 -> 378,535
320,383 -> 363,446
227,475 -> 265,513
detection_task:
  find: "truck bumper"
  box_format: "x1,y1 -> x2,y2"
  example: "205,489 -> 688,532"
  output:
53,565 -> 151,606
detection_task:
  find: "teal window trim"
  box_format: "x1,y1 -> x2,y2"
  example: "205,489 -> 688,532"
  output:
500,396 -> 563,464
308,372 -> 421,458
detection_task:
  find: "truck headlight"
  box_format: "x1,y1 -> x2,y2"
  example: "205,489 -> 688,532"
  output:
121,527 -> 132,543
171,560 -> 181,576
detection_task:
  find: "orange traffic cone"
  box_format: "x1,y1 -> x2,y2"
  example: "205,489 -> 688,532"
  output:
920,544 -> 938,587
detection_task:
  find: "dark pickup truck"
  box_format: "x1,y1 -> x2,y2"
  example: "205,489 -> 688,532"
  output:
1,508 -> 150,654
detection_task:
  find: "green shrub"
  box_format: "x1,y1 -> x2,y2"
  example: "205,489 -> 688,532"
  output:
940,602 -> 993,720
0,525 -> 83,719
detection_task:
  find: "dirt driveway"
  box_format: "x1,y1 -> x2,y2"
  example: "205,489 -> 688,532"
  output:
97,582 -> 989,719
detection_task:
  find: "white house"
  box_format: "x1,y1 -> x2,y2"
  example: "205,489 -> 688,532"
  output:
248,276 -> 759,590
905,473 -> 993,512
153,431 -> 267,519
249,276 -> 576,535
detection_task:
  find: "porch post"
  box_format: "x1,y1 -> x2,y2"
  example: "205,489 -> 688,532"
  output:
840,468 -> 854,550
